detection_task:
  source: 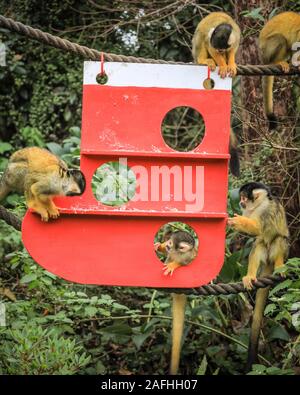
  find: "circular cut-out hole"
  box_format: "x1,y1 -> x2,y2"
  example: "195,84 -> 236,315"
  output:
96,72 -> 108,85
154,222 -> 199,276
203,78 -> 215,90
92,161 -> 136,206
161,106 -> 205,152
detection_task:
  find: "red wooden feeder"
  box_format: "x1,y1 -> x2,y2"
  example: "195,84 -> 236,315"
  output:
22,62 -> 232,288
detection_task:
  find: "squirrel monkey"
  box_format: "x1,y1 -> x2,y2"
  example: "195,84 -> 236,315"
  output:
0,147 -> 86,221
228,182 -> 289,370
155,230 -> 197,276
259,11 -> 300,129
155,229 -> 197,374
192,12 -> 241,78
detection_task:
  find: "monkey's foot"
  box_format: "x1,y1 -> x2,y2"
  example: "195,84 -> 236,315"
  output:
163,262 -> 181,276
34,209 -> 49,222
28,203 -> 49,222
276,61 -> 290,73
227,63 -> 237,77
48,207 -> 60,219
218,65 -> 228,79
242,275 -> 257,290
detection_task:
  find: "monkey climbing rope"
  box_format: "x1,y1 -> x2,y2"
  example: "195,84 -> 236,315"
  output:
0,14 -> 300,76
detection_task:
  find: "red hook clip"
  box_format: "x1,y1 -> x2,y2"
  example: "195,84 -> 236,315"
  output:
100,52 -> 105,76
207,65 -> 211,80
96,52 -> 108,84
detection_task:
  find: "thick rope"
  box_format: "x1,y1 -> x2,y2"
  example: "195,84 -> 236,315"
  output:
1,15 -> 300,76
0,205 -> 21,231
0,205 -> 285,294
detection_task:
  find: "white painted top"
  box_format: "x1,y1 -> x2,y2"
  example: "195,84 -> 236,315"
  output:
83,61 -> 232,90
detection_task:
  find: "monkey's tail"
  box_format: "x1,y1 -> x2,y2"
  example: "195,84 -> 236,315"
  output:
245,286 -> 269,372
229,129 -> 240,177
262,76 -> 277,130
245,263 -> 274,373
170,293 -> 187,375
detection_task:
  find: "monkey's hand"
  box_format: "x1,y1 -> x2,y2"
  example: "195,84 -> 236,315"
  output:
198,57 -> 216,71
242,275 -> 257,290
163,261 -> 181,276
154,242 -> 161,251
276,61 -> 290,73
227,214 -> 242,228
155,242 -> 167,254
227,214 -> 260,236
227,62 -> 237,77
218,65 -> 228,79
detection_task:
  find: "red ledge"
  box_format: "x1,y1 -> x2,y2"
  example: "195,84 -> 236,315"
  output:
80,150 -> 230,159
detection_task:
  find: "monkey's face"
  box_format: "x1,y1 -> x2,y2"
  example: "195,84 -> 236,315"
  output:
166,237 -> 193,254
239,188 -> 269,213
240,193 -> 248,209
64,170 -> 86,196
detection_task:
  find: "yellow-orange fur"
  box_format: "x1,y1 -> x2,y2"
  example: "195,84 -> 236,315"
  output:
259,12 -> 300,128
192,12 -> 241,78
0,147 -> 85,221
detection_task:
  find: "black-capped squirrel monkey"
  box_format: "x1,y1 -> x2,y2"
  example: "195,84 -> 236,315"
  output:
155,230 -> 197,276
155,229 -> 197,374
192,12 -> 241,78
0,147 -> 86,221
259,11 -> 300,129
228,182 -> 289,371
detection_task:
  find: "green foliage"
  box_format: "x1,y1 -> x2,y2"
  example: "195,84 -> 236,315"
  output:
92,162 -> 136,206
0,325 -> 90,374
0,0 -> 299,376
247,364 -> 294,375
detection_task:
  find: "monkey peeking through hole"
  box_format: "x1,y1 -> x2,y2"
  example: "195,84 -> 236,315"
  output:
154,224 -> 198,276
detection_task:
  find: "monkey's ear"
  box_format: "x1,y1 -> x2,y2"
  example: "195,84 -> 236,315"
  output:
228,31 -> 235,46
166,239 -> 173,248
208,27 -> 215,40
179,242 -> 191,252
252,188 -> 268,200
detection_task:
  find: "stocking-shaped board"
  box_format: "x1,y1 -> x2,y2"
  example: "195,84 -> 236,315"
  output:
22,62 -> 232,287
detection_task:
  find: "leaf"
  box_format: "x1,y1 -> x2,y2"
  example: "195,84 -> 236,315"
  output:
84,306 -> 98,317
100,323 -> 132,336
0,142 -> 13,153
6,194 -> 21,206
269,279 -> 292,296
64,107 -> 72,122
132,331 -> 152,350
264,303 -> 277,315
268,323 -> 290,341
20,274 -> 37,284
197,354 -> 208,375
46,142 -> 63,156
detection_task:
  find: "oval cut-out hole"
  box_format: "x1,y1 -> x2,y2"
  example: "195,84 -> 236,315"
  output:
203,78 -> 215,89
92,161 -> 136,206
96,73 -> 108,85
154,222 -> 199,276
161,106 -> 205,152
